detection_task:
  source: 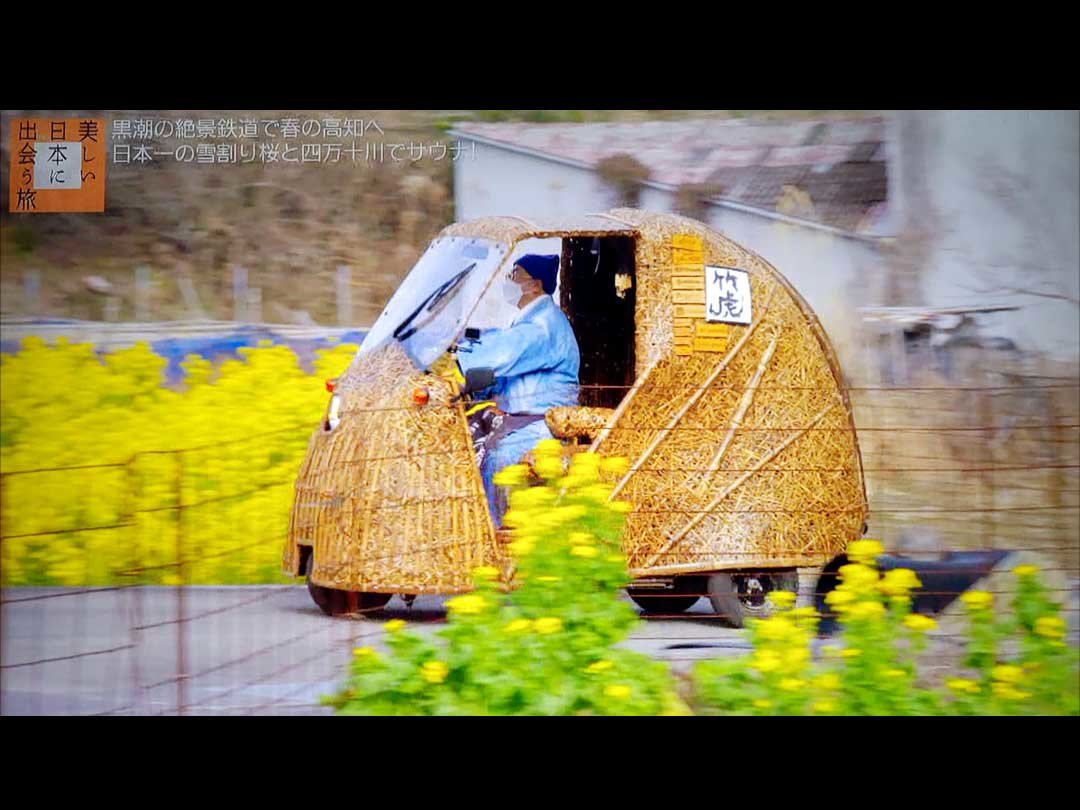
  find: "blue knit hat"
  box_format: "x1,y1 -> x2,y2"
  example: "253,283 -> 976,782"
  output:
514,254 -> 560,295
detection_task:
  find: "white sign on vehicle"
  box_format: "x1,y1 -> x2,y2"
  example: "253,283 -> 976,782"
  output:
705,266 -> 752,325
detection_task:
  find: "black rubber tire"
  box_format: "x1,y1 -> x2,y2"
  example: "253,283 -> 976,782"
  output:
628,592 -> 701,615
707,570 -> 800,628
306,555 -> 392,617
628,578 -> 702,615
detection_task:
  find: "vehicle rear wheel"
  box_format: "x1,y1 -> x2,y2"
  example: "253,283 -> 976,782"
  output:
708,570 -> 800,628
628,578 -> 703,615
306,555 -> 392,617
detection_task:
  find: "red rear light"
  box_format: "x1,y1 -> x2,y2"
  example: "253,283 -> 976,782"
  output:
325,379 -> 336,393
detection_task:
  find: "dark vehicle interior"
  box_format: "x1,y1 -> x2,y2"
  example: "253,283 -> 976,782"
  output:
560,235 -> 637,411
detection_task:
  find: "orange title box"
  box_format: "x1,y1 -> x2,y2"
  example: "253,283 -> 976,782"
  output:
9,118 -> 106,213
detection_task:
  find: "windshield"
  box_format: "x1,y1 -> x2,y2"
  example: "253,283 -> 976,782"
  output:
356,236 -> 509,369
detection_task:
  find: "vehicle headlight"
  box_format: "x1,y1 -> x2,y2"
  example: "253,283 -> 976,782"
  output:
326,394 -> 341,431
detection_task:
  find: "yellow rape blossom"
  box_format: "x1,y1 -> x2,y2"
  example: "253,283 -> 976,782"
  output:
825,589 -> 855,610
846,601 -> 886,621
769,590 -> 796,609
960,590 -> 993,611
992,664 -> 1024,685
599,456 -> 629,476
1034,616 -> 1065,640
847,539 -> 884,565
839,563 -> 879,592
878,567 -> 921,597
813,673 -> 841,691
534,457 -> 564,480
420,660 -> 449,684
945,678 -> 980,695
992,682 -> 1030,701
534,617 -> 563,634
446,594 -> 488,616
492,464 -> 528,487
903,613 -> 938,633
534,439 -> 563,457
508,539 -> 535,556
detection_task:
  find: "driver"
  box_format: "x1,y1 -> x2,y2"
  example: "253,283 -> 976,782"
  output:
456,254 -> 580,525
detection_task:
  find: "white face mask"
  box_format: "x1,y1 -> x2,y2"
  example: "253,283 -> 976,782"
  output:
502,277 -> 524,307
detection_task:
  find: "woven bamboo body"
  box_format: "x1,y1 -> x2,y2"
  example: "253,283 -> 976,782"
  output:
283,209 -> 867,592
586,210 -> 867,576
282,341 -> 502,593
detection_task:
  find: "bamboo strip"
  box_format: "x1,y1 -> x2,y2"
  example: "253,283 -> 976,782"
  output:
694,336 -> 778,494
590,355 -> 665,453
609,285 -> 778,500
639,400 -> 839,570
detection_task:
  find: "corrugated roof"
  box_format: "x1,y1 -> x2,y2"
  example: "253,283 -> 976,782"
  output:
453,117 -> 889,234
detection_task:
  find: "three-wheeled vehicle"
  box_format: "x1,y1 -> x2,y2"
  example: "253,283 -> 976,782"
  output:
282,209 -> 869,625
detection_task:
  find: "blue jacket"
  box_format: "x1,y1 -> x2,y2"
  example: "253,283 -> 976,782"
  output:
458,295 -> 580,414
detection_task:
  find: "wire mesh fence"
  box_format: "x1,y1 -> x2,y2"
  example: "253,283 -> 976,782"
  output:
1,375 -> 1078,715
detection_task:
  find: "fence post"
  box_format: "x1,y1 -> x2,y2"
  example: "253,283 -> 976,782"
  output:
174,451 -> 187,716
104,296 -> 121,322
125,455 -> 145,715
134,265 -> 151,322
23,269 -> 41,316
246,287 -> 262,324
978,387 -> 996,550
233,266 -> 248,322
336,265 -> 352,326
177,274 -> 207,320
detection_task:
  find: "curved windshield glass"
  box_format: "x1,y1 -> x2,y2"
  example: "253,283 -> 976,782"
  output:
356,236 -> 509,369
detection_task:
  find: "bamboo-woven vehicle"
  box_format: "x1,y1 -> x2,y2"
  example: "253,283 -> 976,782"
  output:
282,209 -> 869,625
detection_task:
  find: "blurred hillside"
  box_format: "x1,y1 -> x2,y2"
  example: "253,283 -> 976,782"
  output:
0,110 -> 873,326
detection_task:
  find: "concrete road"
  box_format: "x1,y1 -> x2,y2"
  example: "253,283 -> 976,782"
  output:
1,586 -> 750,716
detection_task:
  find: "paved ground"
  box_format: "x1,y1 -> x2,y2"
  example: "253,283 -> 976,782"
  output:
0,586 -> 751,716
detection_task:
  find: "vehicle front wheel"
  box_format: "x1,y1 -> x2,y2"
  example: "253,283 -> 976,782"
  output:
707,570 -> 800,628
306,555 -> 392,617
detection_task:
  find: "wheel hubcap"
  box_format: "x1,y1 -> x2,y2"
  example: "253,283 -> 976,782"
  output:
738,576 -> 769,609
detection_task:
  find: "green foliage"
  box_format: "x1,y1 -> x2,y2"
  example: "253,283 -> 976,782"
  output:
327,442 -> 690,716
692,542 -> 1079,716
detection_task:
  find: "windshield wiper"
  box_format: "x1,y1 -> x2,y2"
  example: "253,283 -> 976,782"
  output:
393,263 -> 476,342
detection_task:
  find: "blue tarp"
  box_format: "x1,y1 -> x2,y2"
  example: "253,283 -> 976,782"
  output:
149,327 -> 368,381
1,323 -> 368,384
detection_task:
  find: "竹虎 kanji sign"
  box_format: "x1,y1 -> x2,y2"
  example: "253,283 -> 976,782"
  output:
9,118 -> 106,213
